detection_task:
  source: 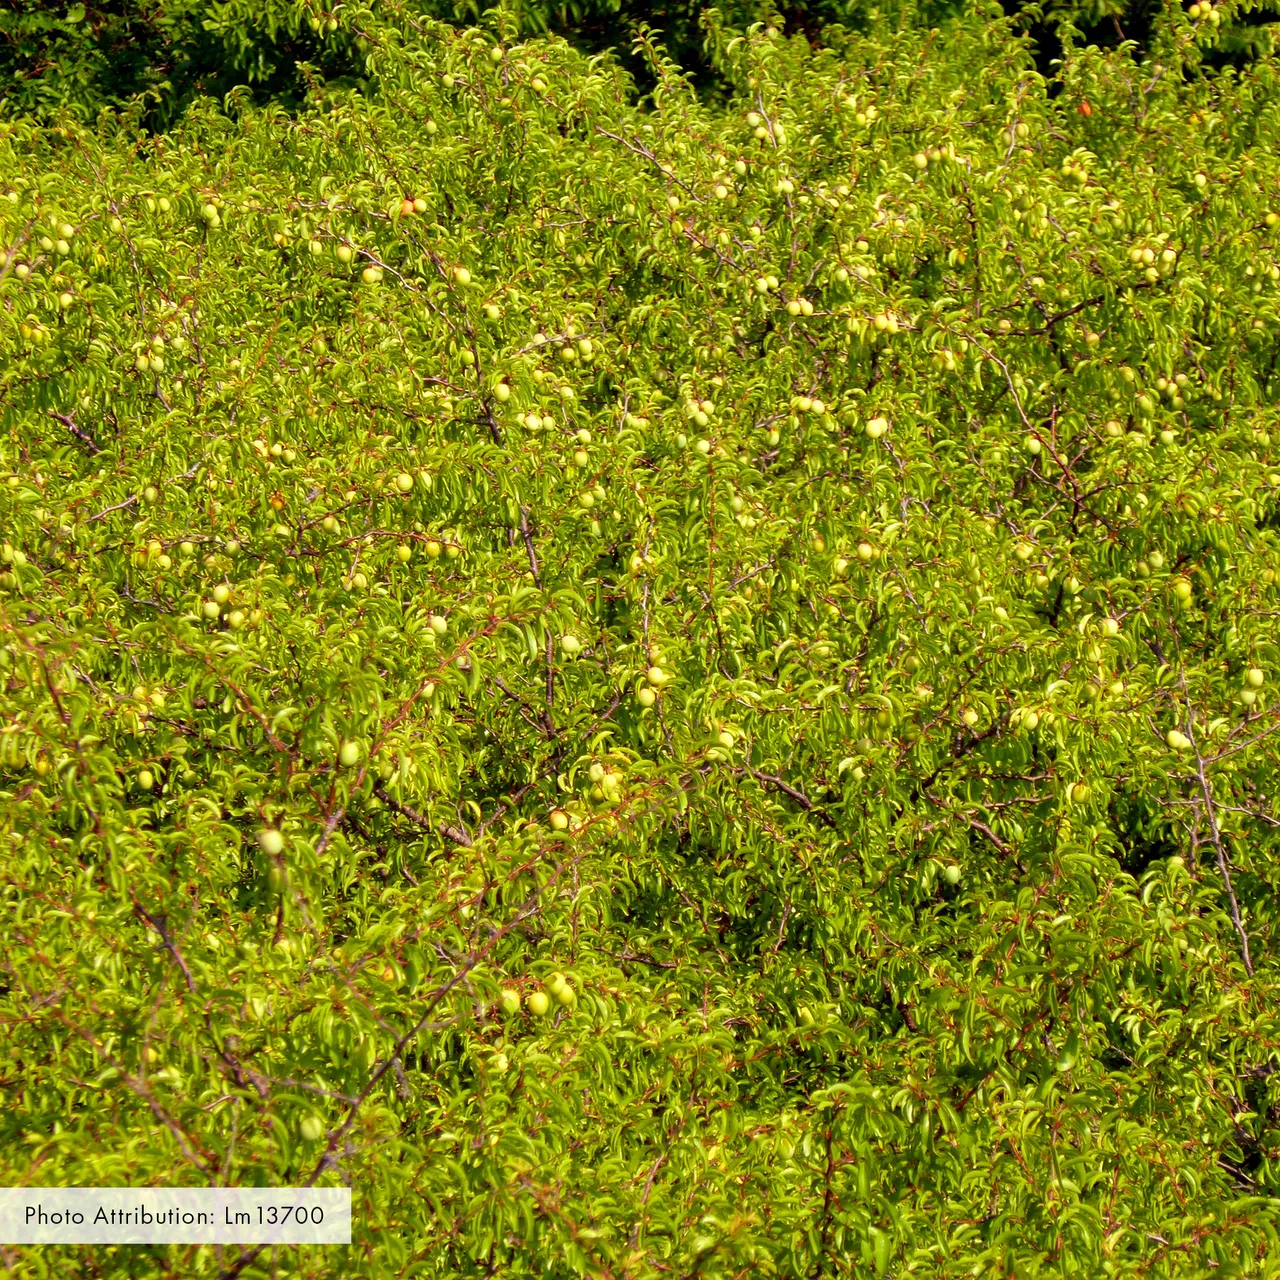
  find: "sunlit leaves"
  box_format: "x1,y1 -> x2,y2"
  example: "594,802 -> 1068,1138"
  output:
2,7 -> 1280,1279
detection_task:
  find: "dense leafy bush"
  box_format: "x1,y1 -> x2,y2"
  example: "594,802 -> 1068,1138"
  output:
3,4 -> 1280,1276
5,0 -> 1279,129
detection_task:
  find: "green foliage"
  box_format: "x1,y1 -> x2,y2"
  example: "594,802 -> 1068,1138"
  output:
0,0 -> 369,129
3,6 -> 1280,1276
5,0 -> 1280,131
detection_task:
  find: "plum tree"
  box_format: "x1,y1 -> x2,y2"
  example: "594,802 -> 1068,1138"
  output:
1,7 -> 1279,1279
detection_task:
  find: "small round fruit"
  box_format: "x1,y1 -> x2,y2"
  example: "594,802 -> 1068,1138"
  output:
395,472 -> 414,492
361,266 -> 382,284
453,266 -> 471,285
494,382 -> 511,402
961,708 -> 979,727
856,541 -> 874,561
549,809 -> 569,831
202,601 -> 220,619
1070,782 -> 1090,804
259,828 -> 285,856
138,769 -> 155,791
338,740 -> 361,768
1166,729 -> 1192,751
636,686 -> 656,707
560,635 -> 581,655
396,544 -> 412,562
526,990 -> 550,1016
299,1115 -> 324,1143
499,988 -> 521,1016
943,864 -> 961,886
430,614 -> 447,635
646,665 -> 667,686
1246,667 -> 1265,688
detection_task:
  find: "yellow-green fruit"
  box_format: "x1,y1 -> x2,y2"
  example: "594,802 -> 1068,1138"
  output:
499,988 -> 521,1016
259,828 -> 285,856
526,990 -> 550,1016
138,769 -> 155,791
637,687 -> 656,707
338,740 -> 361,768
646,665 -> 667,686
549,809 -> 569,831
962,708 -> 979,727
1070,782 -> 1090,803
1246,667 -> 1265,688
396,544 -> 412,562
395,472 -> 414,492
1166,729 -> 1192,751
560,634 -> 581,655
299,1115 -> 324,1142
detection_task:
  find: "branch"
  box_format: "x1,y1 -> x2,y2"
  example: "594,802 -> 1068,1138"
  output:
47,410 -> 101,455
519,506 -> 542,587
133,901 -> 197,993
1189,717 -> 1255,976
373,783 -> 473,847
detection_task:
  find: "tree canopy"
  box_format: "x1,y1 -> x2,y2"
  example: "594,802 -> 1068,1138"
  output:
2,3 -> 1280,1276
